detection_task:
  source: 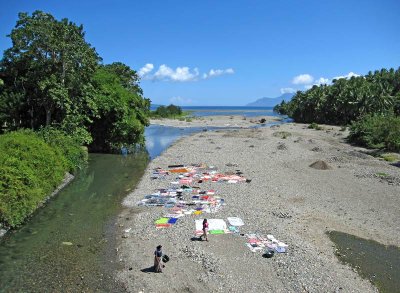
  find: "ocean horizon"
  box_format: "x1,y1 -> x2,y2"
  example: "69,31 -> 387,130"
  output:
150,105 -> 278,117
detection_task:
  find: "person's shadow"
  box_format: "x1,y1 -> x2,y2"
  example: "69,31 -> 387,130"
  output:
190,236 -> 203,241
140,266 -> 155,273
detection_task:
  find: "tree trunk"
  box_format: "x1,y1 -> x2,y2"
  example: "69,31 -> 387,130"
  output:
30,106 -> 34,130
46,108 -> 52,126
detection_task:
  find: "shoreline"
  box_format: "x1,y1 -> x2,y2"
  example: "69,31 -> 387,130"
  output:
116,122 -> 399,292
0,172 -> 75,238
150,115 -> 282,128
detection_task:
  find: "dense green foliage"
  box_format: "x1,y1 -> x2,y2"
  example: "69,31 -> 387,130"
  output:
0,130 -> 84,227
274,68 -> 400,151
89,64 -> 150,152
37,127 -> 88,171
150,104 -> 183,118
0,11 -> 150,151
274,68 -> 400,125
0,11 -> 100,144
349,115 -> 400,151
0,11 -> 151,228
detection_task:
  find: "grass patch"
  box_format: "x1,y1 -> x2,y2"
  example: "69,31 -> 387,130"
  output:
273,131 -> 292,139
380,153 -> 399,162
376,172 -> 389,177
308,122 -> 323,130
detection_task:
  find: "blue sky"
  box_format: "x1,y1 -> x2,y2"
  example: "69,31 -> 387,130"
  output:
1,0 -> 399,106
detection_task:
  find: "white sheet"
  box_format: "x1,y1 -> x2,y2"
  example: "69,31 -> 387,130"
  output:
227,217 -> 245,226
195,219 -> 227,231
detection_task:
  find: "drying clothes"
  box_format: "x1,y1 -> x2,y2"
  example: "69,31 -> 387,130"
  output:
227,217 -> 245,227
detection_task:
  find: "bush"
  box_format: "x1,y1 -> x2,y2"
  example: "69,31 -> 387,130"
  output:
150,104 -> 183,118
349,115 -> 400,151
308,123 -> 323,130
0,130 -> 67,227
37,127 -> 88,172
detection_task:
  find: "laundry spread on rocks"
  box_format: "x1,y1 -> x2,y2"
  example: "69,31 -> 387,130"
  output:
136,163 -> 288,256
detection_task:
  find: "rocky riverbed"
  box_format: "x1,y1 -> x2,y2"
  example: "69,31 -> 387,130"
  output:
116,123 -> 399,292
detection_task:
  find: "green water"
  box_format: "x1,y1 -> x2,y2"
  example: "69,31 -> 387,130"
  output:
328,231 -> 400,293
0,153 -> 149,292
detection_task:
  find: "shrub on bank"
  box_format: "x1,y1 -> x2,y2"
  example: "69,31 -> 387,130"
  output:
37,127 -> 88,172
0,129 -> 86,228
348,115 -> 400,152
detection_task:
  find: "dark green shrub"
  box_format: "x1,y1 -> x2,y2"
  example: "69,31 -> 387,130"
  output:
349,115 -> 400,151
0,130 -> 67,227
37,127 -> 88,172
150,104 -> 184,118
308,123 -> 323,130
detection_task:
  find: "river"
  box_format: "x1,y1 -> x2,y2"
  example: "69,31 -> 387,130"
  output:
0,125 -> 212,292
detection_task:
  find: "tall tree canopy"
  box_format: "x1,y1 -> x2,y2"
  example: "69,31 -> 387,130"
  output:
0,11 -> 150,150
89,63 -> 150,152
0,11 -> 100,142
274,67 -> 400,125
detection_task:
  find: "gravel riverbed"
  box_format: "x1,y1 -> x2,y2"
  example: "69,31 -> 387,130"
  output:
116,123 -> 399,292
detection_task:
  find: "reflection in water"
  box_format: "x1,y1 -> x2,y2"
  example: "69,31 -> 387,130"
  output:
145,125 -> 212,159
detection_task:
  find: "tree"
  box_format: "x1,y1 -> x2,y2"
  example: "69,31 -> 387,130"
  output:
275,67 -> 400,125
0,11 -> 100,143
89,65 -> 150,152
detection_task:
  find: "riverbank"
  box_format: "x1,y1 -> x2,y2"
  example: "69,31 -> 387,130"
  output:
150,115 -> 282,128
0,172 -> 75,238
116,123 -> 399,292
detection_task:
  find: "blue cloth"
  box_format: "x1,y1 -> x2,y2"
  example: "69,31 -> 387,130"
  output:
168,218 -> 178,224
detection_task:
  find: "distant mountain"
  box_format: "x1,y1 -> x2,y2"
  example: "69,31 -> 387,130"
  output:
246,93 -> 294,107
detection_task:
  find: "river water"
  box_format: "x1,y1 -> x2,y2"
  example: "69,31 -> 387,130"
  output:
0,124 -> 213,292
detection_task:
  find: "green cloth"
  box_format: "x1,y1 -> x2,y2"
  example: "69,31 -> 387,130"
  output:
155,218 -> 169,224
209,230 -> 225,234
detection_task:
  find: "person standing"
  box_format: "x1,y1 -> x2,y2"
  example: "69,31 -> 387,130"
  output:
200,219 -> 209,241
154,245 -> 163,273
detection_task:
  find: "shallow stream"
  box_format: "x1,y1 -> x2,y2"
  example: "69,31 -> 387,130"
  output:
328,231 -> 400,293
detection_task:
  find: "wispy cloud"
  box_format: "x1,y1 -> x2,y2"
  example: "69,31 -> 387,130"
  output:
280,87 -> 296,94
333,72 -> 360,80
169,96 -> 193,105
292,74 -> 314,85
203,68 -> 234,79
138,63 -> 235,82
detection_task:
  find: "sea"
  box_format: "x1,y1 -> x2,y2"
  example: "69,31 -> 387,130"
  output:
150,105 -> 279,118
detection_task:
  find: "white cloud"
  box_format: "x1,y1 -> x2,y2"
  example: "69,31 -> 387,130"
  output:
169,96 -> 193,105
153,65 -> 200,82
333,72 -> 360,80
138,63 -> 154,77
315,77 -> 329,85
292,74 -> 314,85
138,63 -> 235,82
280,87 -> 296,94
203,68 -> 235,79
286,71 -> 361,92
